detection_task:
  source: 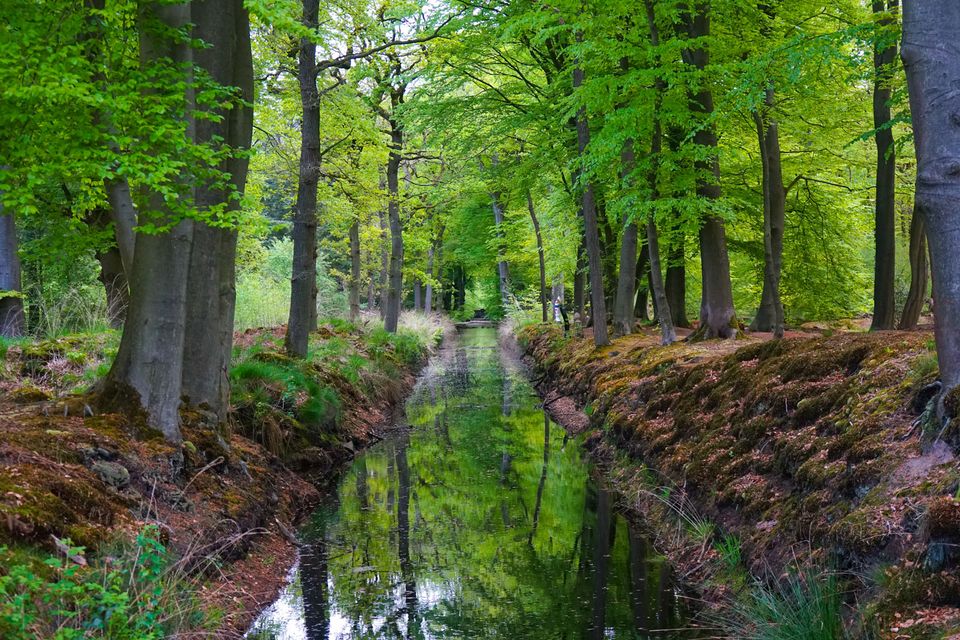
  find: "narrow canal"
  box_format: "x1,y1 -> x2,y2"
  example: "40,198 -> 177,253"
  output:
248,326 -> 694,639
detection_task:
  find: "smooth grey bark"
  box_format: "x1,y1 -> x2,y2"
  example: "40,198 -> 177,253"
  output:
98,2 -> 194,443
900,204 -> 928,329
0,205 -> 24,337
384,118 -> 404,333
285,0 -> 321,358
182,0 -> 252,420
526,190 -> 548,323
349,218 -> 361,321
871,0 -> 899,330
573,53 -> 610,346
902,1 -> 960,392
684,3 -> 738,339
750,86 -> 786,337
489,166 -> 511,311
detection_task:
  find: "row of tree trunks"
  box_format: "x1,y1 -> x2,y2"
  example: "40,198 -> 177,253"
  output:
99,0 -> 253,442
643,0 -> 675,345
572,39 -> 609,346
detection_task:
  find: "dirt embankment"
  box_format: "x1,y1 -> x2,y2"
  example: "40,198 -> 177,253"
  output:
519,324 -> 960,638
0,325 -> 427,637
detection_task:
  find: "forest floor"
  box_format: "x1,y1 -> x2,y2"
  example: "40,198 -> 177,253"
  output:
518,320 -> 960,639
0,317 -> 441,638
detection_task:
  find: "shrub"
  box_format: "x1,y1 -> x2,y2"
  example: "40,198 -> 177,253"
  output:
0,527 -> 213,639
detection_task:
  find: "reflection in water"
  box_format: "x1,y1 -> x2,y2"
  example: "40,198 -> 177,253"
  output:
248,328 -> 696,639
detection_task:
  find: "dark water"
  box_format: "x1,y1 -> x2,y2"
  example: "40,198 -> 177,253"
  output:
248,327 -> 695,639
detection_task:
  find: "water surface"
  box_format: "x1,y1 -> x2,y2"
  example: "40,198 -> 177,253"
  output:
248,327 -> 694,639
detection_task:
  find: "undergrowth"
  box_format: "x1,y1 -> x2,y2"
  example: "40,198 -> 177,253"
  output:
0,527 -> 216,639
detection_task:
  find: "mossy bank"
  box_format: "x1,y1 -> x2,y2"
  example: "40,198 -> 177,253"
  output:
519,323 -> 960,639
0,315 -> 443,639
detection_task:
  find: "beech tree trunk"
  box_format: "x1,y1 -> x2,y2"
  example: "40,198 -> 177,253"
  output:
871,0 -> 899,330
644,0 -> 676,345
665,234 -> 688,327
349,218 -> 360,321
383,120 -> 404,333
0,206 -> 24,337
527,190 -> 548,323
105,179 -> 137,281
182,0 -> 252,419
285,0 -> 321,358
573,53 -> 610,346
425,244 -> 434,314
900,204 -> 927,329
574,236 -> 586,323
685,3 -> 738,339
96,245 -> 128,328
902,0 -> 960,392
635,239 -> 650,322
613,137 -> 638,336
750,87 -> 785,337
490,187 -> 511,311
99,2 -> 194,442
378,206 -> 388,316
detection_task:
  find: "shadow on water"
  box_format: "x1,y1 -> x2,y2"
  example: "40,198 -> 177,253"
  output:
248,327 -> 700,639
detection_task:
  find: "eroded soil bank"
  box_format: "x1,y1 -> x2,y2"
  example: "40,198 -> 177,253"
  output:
518,324 -> 960,639
0,321 -> 437,638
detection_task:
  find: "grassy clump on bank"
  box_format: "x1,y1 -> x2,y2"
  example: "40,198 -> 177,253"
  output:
230,312 -> 444,466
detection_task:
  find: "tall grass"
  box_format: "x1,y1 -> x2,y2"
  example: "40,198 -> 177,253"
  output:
719,570 -> 847,640
27,284 -> 113,337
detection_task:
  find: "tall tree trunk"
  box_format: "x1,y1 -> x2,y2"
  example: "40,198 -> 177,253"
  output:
900,204 -> 928,329
527,190 -> 549,323
871,0 -> 899,330
96,245 -> 128,328
644,0 -> 676,345
613,136 -> 639,336
182,0 -> 252,421
750,86 -> 786,337
98,2 -> 193,442
425,244 -> 434,314
902,0 -> 960,394
574,240 -> 586,323
378,206 -> 388,317
413,279 -> 422,312
685,3 -> 738,339
490,188 -> 511,311
383,120 -> 403,333
573,52 -> 609,346
635,239 -> 650,322
349,218 -> 360,321
105,180 -> 137,281
285,0 -> 320,357
665,233 -> 688,327
0,205 -> 24,337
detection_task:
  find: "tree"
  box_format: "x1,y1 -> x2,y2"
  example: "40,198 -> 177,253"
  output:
901,0 -> 960,395
870,0 -> 899,331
